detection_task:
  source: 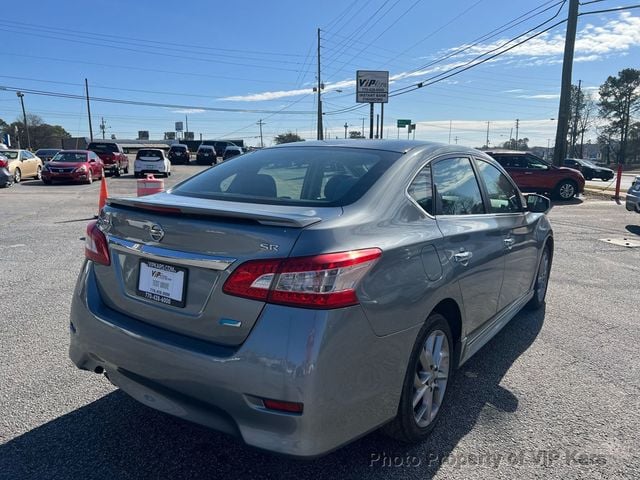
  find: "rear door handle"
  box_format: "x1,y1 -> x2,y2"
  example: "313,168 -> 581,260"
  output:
453,251 -> 473,265
503,238 -> 515,249
524,172 -> 533,175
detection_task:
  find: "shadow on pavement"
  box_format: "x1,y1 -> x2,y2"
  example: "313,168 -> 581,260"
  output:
0,308 -> 545,480
549,196 -> 584,209
625,225 -> 640,236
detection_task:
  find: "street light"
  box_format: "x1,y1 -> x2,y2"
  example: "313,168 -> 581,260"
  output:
16,92 -> 31,150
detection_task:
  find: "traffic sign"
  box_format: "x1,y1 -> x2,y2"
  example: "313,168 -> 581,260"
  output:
397,119 -> 411,128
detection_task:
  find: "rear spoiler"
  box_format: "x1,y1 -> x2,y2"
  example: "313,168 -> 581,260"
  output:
106,195 -> 323,228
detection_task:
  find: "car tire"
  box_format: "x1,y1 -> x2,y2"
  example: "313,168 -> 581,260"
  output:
555,180 -> 577,201
35,166 -> 42,180
13,168 -> 21,183
85,171 -> 93,184
124,165 -> 129,174
42,179 -> 52,185
584,174 -> 592,181
526,246 -> 551,310
115,167 -> 121,177
383,313 -> 453,443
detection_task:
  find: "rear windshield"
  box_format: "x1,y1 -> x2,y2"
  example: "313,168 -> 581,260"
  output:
172,146 -> 401,207
52,152 -> 87,163
88,143 -> 118,153
0,151 -> 18,159
137,149 -> 163,159
36,149 -> 59,155
198,146 -> 215,152
170,145 -> 187,152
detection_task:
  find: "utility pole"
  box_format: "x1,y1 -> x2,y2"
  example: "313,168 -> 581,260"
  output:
553,0 -> 579,166
369,103 -> 374,139
316,28 -> 323,140
16,92 -> 30,150
380,103 -> 384,139
99,117 -> 107,139
454,136 -> 459,145
485,121 -> 490,147
361,118 -> 365,138
570,79 -> 581,157
375,114 -> 380,139
257,119 -> 265,148
185,115 -> 189,139
515,119 -> 520,150
448,120 -> 452,144
344,122 -> 348,139
85,78 -> 94,141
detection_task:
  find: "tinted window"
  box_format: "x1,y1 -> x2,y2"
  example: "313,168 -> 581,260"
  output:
1,151 -> 18,160
408,165 -> 433,215
172,147 -> 400,206
476,160 -> 522,213
432,157 -> 485,215
170,146 -> 187,152
52,152 -> 88,163
88,143 -> 118,153
22,151 -> 34,159
526,155 -> 549,170
137,149 -> 163,159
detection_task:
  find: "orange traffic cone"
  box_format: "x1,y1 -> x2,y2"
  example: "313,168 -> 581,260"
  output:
98,170 -> 109,214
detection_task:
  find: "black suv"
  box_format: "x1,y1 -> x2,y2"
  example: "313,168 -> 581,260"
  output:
168,144 -> 190,165
563,158 -> 614,181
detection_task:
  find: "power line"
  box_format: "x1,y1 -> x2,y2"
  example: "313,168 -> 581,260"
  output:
0,85 -> 314,115
579,4 -> 640,14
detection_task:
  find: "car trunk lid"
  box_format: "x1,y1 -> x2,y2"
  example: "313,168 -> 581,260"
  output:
94,193 -> 341,346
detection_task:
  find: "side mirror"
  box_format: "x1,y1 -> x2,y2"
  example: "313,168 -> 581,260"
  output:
525,194 -> 551,213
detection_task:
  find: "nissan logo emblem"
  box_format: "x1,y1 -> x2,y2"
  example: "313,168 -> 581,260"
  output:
149,224 -> 165,242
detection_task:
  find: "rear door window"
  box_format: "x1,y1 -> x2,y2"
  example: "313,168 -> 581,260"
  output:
432,157 -> 485,215
408,164 -> 434,215
172,146 -> 400,206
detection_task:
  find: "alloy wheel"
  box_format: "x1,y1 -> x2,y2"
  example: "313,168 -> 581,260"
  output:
537,249 -> 550,303
413,329 -> 450,428
559,182 -> 575,199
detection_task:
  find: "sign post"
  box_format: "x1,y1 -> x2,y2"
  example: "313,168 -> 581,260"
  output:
356,70 -> 389,140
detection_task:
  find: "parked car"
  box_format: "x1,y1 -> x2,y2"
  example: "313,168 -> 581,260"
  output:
0,149 -> 43,183
485,150 -> 584,200
222,145 -> 243,161
196,145 -> 217,165
626,176 -> 640,213
563,158 -> 614,181
168,144 -> 190,165
87,141 -> 129,176
42,150 -> 104,184
0,153 -> 12,187
35,148 -> 61,163
134,149 -> 171,178
71,140 -> 554,458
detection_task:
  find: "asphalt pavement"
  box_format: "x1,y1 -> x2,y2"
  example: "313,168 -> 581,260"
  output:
1,166 -> 639,479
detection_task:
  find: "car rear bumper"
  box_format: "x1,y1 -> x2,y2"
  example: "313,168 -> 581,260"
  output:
69,261 -> 415,457
0,168 -> 12,186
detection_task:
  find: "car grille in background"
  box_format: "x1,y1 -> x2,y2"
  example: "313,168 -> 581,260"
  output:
51,168 -> 75,173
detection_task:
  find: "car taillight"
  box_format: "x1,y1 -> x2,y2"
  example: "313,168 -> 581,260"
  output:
223,248 -> 381,309
0,159 -> 7,168
85,220 -> 110,266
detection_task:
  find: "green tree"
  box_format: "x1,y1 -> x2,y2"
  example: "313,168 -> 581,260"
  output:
500,138 -> 529,150
2,114 -> 71,150
598,68 -> 640,164
273,132 -> 303,144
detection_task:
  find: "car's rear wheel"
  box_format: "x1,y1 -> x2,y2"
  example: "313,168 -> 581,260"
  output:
115,167 -> 121,177
555,180 -> 577,200
35,166 -> 42,180
526,246 -> 551,310
124,165 -> 129,174
383,313 -> 452,442
13,168 -> 21,183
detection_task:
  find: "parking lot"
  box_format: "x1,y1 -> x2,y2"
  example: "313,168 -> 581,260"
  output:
1,163 -> 639,479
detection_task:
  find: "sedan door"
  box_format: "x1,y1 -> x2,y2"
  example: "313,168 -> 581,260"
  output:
473,158 -> 540,311
20,151 -> 36,177
431,156 -> 506,334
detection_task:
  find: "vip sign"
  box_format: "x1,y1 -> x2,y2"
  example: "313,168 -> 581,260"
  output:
356,70 -> 389,103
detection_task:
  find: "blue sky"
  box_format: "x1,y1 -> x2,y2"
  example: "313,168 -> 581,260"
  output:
0,0 -> 638,148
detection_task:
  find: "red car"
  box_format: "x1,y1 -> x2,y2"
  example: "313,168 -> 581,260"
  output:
485,150 -> 585,201
42,150 -> 104,184
87,141 -> 129,176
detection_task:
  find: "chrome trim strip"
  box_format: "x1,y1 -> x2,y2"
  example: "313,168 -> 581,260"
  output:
108,236 -> 236,270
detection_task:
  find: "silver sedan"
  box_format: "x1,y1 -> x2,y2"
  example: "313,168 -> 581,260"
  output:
70,140 -> 553,457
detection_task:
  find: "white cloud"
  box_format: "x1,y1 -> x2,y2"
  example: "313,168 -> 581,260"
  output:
517,94 -> 560,99
171,108 -> 205,114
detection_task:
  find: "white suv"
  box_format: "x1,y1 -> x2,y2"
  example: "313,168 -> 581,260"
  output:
134,149 -> 171,178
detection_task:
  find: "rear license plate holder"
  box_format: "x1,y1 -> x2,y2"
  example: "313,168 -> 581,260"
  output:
136,260 -> 188,307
